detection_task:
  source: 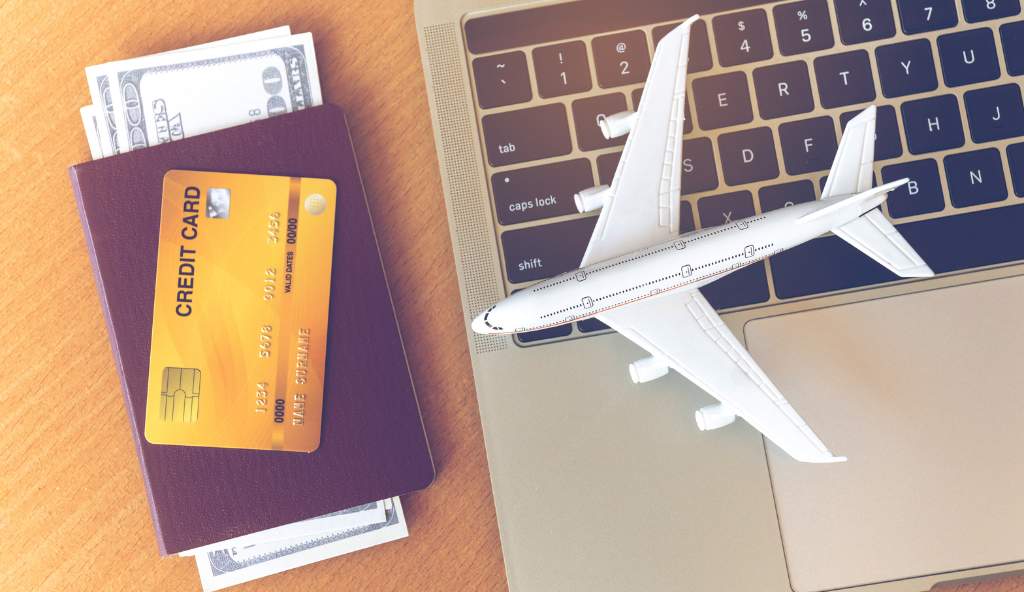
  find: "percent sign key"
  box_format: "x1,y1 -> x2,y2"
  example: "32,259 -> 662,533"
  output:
775,0 -> 835,55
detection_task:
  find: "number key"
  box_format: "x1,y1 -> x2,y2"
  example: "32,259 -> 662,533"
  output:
592,30 -> 650,88
472,52 -> 532,109
653,19 -> 712,72
773,0 -> 836,56
835,0 -> 897,44
897,0 -> 958,33
962,0 -> 1021,22
712,9 -> 774,66
533,41 -> 592,98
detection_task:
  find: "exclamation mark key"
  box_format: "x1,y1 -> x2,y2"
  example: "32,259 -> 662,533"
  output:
532,40 -> 592,98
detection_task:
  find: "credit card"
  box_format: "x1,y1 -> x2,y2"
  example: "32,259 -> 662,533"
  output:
145,170 -> 336,452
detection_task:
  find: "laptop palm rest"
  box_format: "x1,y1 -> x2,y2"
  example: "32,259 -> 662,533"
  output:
744,275 -> 1024,592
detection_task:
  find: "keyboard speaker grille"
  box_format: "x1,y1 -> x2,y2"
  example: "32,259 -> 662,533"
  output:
423,22 -> 507,354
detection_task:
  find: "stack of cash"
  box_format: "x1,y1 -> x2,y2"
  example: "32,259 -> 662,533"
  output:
79,27 -> 409,591
80,26 -> 321,159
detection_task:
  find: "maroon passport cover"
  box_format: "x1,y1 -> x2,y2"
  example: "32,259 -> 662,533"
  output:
69,104 -> 434,555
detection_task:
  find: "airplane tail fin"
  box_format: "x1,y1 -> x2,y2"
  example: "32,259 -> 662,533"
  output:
822,105 -> 876,201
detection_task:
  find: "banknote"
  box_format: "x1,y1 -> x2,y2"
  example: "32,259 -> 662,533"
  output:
95,32 -> 321,153
82,26 -> 293,157
178,501 -> 387,557
79,106 -> 103,160
195,498 -> 408,592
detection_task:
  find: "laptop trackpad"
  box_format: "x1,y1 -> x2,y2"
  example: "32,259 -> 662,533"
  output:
744,276 -> 1024,592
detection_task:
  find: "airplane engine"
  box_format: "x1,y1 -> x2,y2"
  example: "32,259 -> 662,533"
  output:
574,184 -> 612,213
597,111 -> 638,140
694,403 -> 736,431
628,356 -> 669,384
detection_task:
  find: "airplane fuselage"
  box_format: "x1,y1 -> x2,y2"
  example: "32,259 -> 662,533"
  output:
476,195 -> 879,335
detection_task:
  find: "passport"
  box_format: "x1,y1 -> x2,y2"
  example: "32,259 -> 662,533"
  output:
68,104 -> 434,555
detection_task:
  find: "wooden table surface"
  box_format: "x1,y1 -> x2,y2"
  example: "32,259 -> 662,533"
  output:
0,1 -> 1020,591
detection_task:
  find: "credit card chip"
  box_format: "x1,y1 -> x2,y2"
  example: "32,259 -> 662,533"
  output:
160,367 -> 201,423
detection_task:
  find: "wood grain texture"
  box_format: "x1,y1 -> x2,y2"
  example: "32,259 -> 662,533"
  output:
0,1 -> 1017,590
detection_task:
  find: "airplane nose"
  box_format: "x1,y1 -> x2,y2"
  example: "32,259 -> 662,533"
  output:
471,311 -> 490,334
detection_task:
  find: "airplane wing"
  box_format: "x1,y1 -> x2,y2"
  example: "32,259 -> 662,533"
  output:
821,105 -> 876,200
597,289 -> 847,464
578,16 -> 697,267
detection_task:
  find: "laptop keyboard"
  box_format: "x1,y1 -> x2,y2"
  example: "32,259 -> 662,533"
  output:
463,0 -> 1024,345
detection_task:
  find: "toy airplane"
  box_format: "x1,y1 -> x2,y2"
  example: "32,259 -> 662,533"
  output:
471,16 -> 935,464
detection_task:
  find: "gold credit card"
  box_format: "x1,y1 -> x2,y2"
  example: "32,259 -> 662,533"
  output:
145,170 -> 337,452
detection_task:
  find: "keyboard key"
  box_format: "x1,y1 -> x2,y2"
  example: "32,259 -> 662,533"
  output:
964,84 -> 1024,142
901,94 -> 965,154
773,204 -> 1024,298
712,9 -> 774,66
491,159 -> 594,226
774,0 -> 836,56
814,50 -> 876,108
692,72 -> 753,130
897,0 -> 959,33
700,263 -> 771,309
880,159 -> 945,217
501,216 -> 597,283
681,137 -> 719,194
753,61 -> 814,119
472,52 -> 532,109
680,201 -> 697,232
633,88 -> 692,133
697,190 -> 755,228
937,28 -> 1001,87
597,151 -> 621,185
576,318 -> 610,333
962,0 -> 1020,22
718,127 -> 779,185
1001,21 -> 1024,75
533,41 -> 592,99
572,93 -> 629,151
759,180 -> 817,212
835,0 -> 897,44
944,148 -> 1008,207
840,105 -> 903,160
875,39 -> 938,98
482,104 -> 573,166
653,19 -> 712,72
592,30 -> 650,88
516,324 -> 572,344
1008,142 -> 1024,196
779,116 -> 838,175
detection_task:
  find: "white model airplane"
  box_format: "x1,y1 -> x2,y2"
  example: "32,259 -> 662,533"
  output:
471,16 -> 935,464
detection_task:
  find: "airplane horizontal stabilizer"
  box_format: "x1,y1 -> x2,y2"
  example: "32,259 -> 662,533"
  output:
834,208 -> 935,278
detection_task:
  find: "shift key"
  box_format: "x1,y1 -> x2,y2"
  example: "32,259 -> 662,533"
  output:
482,104 -> 573,166
501,217 -> 597,283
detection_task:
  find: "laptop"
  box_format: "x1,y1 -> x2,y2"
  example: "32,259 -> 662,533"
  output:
414,1 -> 1024,590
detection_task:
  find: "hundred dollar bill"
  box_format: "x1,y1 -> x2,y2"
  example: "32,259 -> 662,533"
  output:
178,501 -> 387,558
195,498 -> 408,592
97,32 -> 321,152
79,105 -> 104,160
82,26 -> 294,156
